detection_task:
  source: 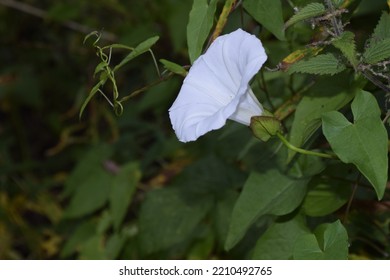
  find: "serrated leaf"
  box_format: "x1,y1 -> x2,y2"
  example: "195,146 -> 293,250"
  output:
332,31 -> 358,67
293,220 -> 348,259
187,0 -> 219,64
252,215 -> 309,260
109,163 -> 141,231
225,169 -> 309,250
322,90 -> 388,199
159,59 -> 187,77
113,36 -> 159,72
288,53 -> 346,75
363,38 -> 390,64
332,0 -> 344,8
369,12 -> 390,42
287,74 -> 361,161
243,0 -> 285,41
285,3 -> 326,28
280,46 -> 324,71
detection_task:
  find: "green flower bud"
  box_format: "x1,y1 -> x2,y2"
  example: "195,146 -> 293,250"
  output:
250,115 -> 282,142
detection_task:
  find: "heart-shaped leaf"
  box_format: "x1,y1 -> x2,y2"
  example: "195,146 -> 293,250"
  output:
322,90 -> 388,199
252,214 -> 309,259
293,220 -> 348,260
287,74 -> 361,161
225,169 -> 309,250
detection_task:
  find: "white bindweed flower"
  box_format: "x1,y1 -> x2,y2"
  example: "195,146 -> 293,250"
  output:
169,28 -> 267,142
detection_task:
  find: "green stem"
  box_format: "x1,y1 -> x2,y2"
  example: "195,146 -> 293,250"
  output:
276,132 -> 337,159
119,72 -> 174,102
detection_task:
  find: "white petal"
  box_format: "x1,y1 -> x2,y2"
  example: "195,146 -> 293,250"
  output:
229,88 -> 264,126
169,29 -> 267,142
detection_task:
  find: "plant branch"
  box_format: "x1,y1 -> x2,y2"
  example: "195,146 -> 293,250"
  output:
119,72 -> 174,102
210,0 -> 236,42
257,72 -> 275,111
324,0 -> 343,37
343,174 -> 360,224
361,70 -> 390,93
0,0 -> 117,41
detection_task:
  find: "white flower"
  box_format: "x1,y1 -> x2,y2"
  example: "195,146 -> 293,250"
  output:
169,28 -> 267,142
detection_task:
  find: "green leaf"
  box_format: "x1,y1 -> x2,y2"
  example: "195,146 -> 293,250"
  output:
288,53 -> 346,75
252,214 -> 309,259
243,0 -> 285,40
213,191 -> 239,247
60,221 -> 96,258
293,220 -> 348,259
139,187 -> 213,254
78,235 -> 106,260
322,90 -> 388,199
332,31 -> 358,67
303,178 -> 351,217
159,59 -> 187,77
332,0 -> 344,8
97,211 -> 112,235
109,163 -> 141,231
93,61 -> 109,77
187,0 -> 219,64
64,144 -> 113,197
285,3 -> 326,29
225,169 -> 309,250
113,36 -> 159,72
287,153 -> 326,178
105,232 -> 126,259
287,74 -> 360,161
79,75 -> 107,119
63,168 -> 113,218
63,145 -> 113,219
369,12 -> 390,42
363,38 -> 390,64
173,156 -> 245,194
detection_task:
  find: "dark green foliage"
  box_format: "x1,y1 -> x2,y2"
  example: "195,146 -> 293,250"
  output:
1,0 -> 390,260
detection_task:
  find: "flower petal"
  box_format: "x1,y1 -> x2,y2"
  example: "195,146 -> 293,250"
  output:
229,87 -> 264,126
169,28 -> 267,142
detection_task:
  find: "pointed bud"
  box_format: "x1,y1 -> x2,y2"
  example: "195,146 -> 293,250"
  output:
250,113 -> 282,142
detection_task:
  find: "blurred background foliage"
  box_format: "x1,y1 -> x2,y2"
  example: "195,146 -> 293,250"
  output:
0,0 -> 389,259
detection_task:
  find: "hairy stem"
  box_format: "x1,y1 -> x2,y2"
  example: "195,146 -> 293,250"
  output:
324,0 -> 343,37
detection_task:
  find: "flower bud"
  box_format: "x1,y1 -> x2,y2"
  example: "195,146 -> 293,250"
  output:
250,115 -> 281,142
